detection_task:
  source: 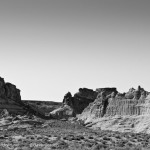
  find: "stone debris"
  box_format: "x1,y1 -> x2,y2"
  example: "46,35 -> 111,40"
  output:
0,109 -> 44,132
50,104 -> 74,119
0,119 -> 150,150
0,109 -> 9,118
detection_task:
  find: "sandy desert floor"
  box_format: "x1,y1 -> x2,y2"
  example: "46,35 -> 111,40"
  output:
1,116 -> 150,150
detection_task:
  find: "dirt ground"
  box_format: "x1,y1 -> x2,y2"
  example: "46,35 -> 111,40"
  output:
0,118 -> 150,150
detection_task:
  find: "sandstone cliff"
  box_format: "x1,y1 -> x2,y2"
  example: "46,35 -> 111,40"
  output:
0,77 -> 21,102
104,86 -> 149,117
78,86 -> 150,120
49,88 -> 97,119
0,77 -> 25,115
77,86 -> 150,133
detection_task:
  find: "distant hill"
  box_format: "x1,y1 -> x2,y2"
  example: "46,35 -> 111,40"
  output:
22,100 -> 62,114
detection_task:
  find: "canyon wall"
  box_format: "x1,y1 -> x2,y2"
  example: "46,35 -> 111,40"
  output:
0,77 -> 26,115
79,86 -> 150,121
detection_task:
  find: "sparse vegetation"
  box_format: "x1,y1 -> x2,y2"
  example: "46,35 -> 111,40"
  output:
0,118 -> 150,150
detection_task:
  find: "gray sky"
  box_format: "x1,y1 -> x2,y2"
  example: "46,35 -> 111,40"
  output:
0,0 -> 150,101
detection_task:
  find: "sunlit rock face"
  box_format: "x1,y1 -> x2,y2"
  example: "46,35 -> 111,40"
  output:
50,105 -> 75,119
140,94 -> 150,115
50,88 -> 98,119
62,88 -> 98,114
78,86 -> 150,121
105,86 -> 149,117
79,88 -> 118,120
49,86 -> 150,121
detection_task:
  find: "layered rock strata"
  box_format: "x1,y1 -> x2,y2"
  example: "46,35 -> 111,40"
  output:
0,77 -> 24,115
79,86 -> 150,122
105,86 -> 149,116
50,88 -> 98,119
62,88 -> 98,114
0,77 -> 21,102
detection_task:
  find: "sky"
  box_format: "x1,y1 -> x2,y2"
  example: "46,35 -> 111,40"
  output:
0,0 -> 150,101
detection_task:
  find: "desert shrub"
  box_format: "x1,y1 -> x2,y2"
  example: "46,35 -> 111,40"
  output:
92,144 -> 105,150
114,147 -> 131,150
0,146 -> 7,150
103,136 -> 111,141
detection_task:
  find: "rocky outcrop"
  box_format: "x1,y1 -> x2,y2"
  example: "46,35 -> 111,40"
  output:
72,88 -> 98,114
96,87 -> 118,97
0,77 -> 21,102
79,88 -> 118,120
78,86 -> 150,123
50,105 -> 75,119
5,82 -> 21,102
105,86 -> 149,117
49,88 -> 98,119
0,77 -> 24,115
61,88 -> 98,115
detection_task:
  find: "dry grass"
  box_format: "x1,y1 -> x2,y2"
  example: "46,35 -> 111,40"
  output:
0,118 -> 150,149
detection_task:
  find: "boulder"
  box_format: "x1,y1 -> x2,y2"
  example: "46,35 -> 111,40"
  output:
125,93 -> 134,99
0,109 -> 9,118
50,105 -> 75,119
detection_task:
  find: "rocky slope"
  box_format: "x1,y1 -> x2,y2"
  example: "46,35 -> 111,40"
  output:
79,86 -> 149,119
1,113 -> 150,150
78,86 -> 150,133
50,85 -> 150,134
2,75 -> 150,135
49,88 -> 97,119
0,76 -> 60,117
50,87 -> 119,119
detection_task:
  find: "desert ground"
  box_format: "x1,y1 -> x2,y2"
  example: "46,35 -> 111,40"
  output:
1,113 -> 150,150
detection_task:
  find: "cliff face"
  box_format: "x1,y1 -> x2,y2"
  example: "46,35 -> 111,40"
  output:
105,86 -> 149,117
78,86 -> 150,121
50,88 -> 98,119
0,77 -> 21,102
0,77 -> 24,114
72,88 -> 98,114
105,98 -> 143,116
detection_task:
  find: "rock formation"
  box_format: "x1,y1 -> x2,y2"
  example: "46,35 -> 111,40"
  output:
0,77 -> 21,102
105,86 -> 149,117
0,77 -> 24,115
50,105 -> 75,119
73,88 -> 98,114
50,88 -> 98,119
78,86 -> 150,122
61,88 -> 98,115
52,86 -> 150,120
63,92 -> 73,107
79,88 -> 118,120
